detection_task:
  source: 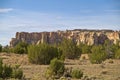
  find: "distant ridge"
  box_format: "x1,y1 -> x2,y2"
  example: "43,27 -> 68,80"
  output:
10,29 -> 120,47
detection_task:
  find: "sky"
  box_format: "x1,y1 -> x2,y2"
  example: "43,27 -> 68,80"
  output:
0,0 -> 120,46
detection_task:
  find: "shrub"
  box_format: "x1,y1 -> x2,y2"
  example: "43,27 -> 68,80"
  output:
1,45 -> 14,53
12,68 -> 23,79
89,45 -> 107,64
0,44 -> 2,52
2,64 -> 12,78
71,69 -> 83,79
82,45 -> 91,54
28,43 -> 59,64
0,58 -> 3,77
57,48 -> 65,61
50,58 -> 65,77
45,68 -> 53,80
0,59 -> 23,79
78,43 -> 91,54
115,49 -> 120,59
45,58 -> 65,79
14,42 -> 28,54
11,64 -> 23,79
14,47 -> 25,54
89,52 -> 107,64
60,39 -> 81,59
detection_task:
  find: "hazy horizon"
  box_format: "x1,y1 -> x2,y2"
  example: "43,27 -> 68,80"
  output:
0,0 -> 120,46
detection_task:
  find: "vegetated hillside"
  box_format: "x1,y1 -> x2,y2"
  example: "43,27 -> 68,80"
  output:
0,53 -> 120,80
1,29 -> 120,80
10,29 -> 120,47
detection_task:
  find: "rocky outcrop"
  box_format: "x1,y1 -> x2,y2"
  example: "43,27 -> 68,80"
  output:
10,29 -> 120,47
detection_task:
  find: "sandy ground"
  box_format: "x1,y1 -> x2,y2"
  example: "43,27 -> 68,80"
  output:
0,53 -> 120,80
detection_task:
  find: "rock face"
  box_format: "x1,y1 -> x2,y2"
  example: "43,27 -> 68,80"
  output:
10,29 -> 120,47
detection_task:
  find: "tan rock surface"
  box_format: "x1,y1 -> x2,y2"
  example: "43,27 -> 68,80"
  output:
10,29 -> 120,47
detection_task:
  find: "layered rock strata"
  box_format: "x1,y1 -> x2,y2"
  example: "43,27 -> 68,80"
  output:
10,29 -> 120,47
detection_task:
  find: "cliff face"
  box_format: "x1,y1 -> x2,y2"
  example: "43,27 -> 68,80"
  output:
10,29 -> 120,47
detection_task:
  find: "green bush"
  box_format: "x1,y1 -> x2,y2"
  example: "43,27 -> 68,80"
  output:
115,49 -> 120,59
71,69 -> 83,79
12,68 -> 23,79
77,43 -> 92,54
81,44 -> 91,54
57,48 -> 65,61
89,52 -> 107,64
0,58 -> 23,79
0,58 -> 3,77
45,58 -> 65,79
50,58 -> 65,76
28,43 -> 59,64
11,64 -> 23,79
14,42 -> 28,54
60,39 -> 81,59
0,44 -> 2,52
2,64 -> 12,78
89,45 -> 107,64
45,68 -> 53,80
1,45 -> 14,53
2,47 -> 13,53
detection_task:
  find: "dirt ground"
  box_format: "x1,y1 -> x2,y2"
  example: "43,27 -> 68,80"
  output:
0,53 -> 120,80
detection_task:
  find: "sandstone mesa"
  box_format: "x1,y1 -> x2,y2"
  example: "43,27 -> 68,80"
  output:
10,29 -> 120,47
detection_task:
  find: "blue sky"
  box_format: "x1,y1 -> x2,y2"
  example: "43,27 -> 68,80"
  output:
0,0 -> 120,46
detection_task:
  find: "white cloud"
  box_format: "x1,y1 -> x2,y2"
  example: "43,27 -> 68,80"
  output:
0,9 -> 120,46
0,8 -> 14,13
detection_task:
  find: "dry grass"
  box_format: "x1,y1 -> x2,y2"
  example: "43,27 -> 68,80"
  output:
0,53 -> 120,80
